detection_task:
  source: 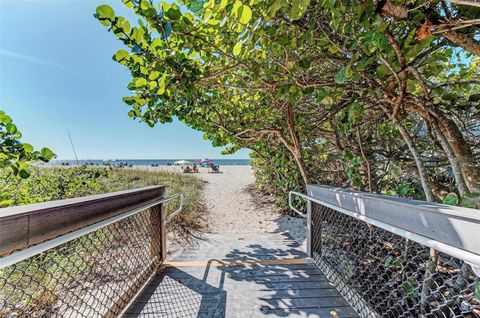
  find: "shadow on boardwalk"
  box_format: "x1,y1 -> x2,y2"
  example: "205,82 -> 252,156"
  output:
122,233 -> 356,318
123,260 -> 227,317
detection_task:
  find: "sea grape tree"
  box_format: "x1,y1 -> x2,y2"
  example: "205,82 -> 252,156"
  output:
0,110 -> 55,179
96,0 -> 480,206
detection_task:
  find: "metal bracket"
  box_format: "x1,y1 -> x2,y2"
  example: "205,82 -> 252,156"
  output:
164,193 -> 184,224
288,191 -> 308,218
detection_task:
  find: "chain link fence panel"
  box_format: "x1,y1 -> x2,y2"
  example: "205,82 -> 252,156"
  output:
0,206 -> 163,318
311,202 -> 480,318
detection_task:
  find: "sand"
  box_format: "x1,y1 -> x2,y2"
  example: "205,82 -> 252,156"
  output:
137,165 -> 307,249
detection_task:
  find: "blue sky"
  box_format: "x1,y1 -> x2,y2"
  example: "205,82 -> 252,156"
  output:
0,0 -> 249,160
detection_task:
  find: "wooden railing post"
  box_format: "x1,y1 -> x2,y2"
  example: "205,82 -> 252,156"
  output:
149,202 -> 168,262
150,204 -> 162,258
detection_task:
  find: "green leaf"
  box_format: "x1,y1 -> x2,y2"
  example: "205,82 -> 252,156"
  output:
19,168 -> 31,179
0,111 -> 12,124
134,77 -> 147,87
96,4 -> 114,19
376,64 -> 391,77
328,45 -> 338,54
122,0 -> 134,8
335,67 -> 347,84
149,71 -> 160,80
462,199 -> 477,209
348,103 -> 362,123
6,123 -> 17,134
157,83 -> 166,95
148,81 -> 157,90
96,5 -> 115,25
233,43 -> 242,56
345,64 -> 353,78
40,147 -> 55,160
402,280 -> 419,299
442,93 -> 458,101
462,192 -> 480,208
291,0 -> 310,19
443,192 -> 459,206
218,0 -> 228,11
238,5 -> 252,24
399,184 -> 410,196
22,143 -> 34,153
114,49 -> 129,62
166,7 -> 182,20
268,0 -> 283,17
315,89 -> 328,103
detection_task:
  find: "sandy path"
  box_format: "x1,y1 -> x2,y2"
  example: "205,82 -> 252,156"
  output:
198,166 -> 305,238
135,165 -> 306,247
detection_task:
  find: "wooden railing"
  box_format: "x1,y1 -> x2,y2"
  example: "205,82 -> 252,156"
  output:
0,185 -> 177,317
0,186 -> 166,256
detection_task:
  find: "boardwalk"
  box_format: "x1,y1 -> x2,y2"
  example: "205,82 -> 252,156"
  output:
123,233 -> 357,318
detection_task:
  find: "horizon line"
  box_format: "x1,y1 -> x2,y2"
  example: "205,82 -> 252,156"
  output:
52,158 -> 251,161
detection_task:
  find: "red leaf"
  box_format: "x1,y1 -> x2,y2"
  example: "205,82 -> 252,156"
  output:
416,20 -> 432,41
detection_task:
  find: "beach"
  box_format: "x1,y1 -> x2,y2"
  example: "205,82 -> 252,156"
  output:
136,165 -> 307,248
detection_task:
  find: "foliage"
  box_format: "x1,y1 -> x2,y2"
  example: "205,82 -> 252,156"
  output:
0,167 -> 205,225
96,168 -> 205,228
96,0 -> 480,207
0,166 -> 105,207
0,110 -> 55,179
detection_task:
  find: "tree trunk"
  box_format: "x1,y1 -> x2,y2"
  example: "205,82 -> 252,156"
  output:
357,130 -> 372,193
435,116 -> 480,193
405,103 -> 480,193
286,103 -> 310,186
393,120 -> 434,202
432,123 -> 468,195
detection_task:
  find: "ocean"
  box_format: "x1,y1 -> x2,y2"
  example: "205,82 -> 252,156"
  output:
52,159 -> 250,166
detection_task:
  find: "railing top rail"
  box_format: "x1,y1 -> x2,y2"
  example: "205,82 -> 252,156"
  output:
293,185 -> 480,269
0,185 -> 166,256
0,185 -> 164,219
308,184 -> 480,220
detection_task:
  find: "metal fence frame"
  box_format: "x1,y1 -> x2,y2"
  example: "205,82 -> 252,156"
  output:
290,185 -> 480,317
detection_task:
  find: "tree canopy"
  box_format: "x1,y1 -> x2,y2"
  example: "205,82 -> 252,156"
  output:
96,0 -> 480,207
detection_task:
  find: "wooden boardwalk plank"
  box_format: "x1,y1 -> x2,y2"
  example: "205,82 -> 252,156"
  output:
122,233 -> 358,318
134,288 -> 343,300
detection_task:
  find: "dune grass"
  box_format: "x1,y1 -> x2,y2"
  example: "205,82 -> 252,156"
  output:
1,166 -> 205,229
96,168 -> 206,231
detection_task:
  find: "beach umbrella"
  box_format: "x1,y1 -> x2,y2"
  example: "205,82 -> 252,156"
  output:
200,158 -> 212,163
173,160 -> 193,165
